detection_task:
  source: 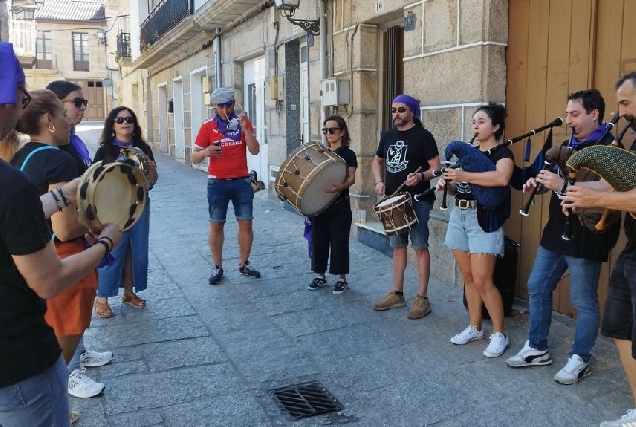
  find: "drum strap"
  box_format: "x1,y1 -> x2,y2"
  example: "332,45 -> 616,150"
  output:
19,145 -> 58,172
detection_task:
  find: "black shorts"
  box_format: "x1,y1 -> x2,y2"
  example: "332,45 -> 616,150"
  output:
600,248 -> 636,358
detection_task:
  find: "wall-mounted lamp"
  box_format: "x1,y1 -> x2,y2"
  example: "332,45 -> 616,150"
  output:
274,0 -> 319,36
96,29 -> 106,45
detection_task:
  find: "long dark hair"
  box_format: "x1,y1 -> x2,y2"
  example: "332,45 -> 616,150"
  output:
99,106 -> 153,159
323,114 -> 351,146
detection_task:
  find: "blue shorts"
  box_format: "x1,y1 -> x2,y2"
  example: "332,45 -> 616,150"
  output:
444,206 -> 504,256
207,177 -> 254,222
389,200 -> 432,251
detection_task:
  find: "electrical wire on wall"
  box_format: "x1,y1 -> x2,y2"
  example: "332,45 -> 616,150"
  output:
345,23 -> 358,118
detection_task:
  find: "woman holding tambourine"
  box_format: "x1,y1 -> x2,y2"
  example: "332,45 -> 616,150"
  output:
93,107 -> 158,318
435,102 -> 513,358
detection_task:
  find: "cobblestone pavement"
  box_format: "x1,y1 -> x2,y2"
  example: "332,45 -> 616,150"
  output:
71,123 -> 632,427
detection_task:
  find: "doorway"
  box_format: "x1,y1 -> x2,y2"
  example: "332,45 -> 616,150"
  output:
157,83 -> 168,153
244,57 -> 268,188
173,78 -> 185,161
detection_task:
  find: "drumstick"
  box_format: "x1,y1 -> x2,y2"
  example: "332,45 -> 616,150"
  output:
391,166 -> 423,197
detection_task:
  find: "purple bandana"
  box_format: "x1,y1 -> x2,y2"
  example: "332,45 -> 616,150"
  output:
213,113 -> 242,141
572,123 -> 607,150
0,43 -> 26,105
113,138 -> 133,148
70,133 -> 91,163
392,94 -> 421,119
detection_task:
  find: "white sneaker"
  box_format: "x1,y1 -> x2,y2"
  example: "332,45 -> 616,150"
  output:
483,332 -> 509,358
600,409 -> 636,427
554,354 -> 591,385
506,340 -> 552,367
68,368 -> 104,398
450,325 -> 485,345
80,350 -> 113,368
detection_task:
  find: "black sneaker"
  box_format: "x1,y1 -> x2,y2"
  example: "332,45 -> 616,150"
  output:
239,261 -> 261,278
208,266 -> 224,285
333,280 -> 348,295
308,277 -> 327,291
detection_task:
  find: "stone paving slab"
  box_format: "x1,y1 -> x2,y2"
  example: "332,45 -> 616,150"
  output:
71,124 -> 632,427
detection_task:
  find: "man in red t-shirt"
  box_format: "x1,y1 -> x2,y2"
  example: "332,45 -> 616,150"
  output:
192,87 -> 261,285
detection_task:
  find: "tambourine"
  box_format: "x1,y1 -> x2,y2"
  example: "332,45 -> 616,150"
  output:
118,147 -> 150,175
77,161 -> 148,231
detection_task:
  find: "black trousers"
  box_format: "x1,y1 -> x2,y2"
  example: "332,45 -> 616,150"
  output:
311,198 -> 352,276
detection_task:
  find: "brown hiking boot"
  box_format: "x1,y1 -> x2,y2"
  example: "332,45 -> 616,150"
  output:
373,291 -> 406,311
407,295 -> 431,319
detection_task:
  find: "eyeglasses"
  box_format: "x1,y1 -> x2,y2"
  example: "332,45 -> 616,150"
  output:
322,127 -> 342,135
114,116 -> 134,124
20,87 -> 31,109
216,101 -> 233,108
391,107 -> 408,114
62,97 -> 88,108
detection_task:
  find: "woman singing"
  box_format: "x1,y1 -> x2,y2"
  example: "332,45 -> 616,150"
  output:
435,103 -> 513,358
93,107 -> 158,318
307,115 -> 357,294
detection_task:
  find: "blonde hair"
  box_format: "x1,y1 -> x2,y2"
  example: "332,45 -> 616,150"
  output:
0,130 -> 21,162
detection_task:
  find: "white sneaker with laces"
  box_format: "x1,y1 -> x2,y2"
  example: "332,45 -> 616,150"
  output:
554,354 -> 591,385
600,409 -> 636,427
80,350 -> 113,368
506,340 -> 552,367
68,368 -> 104,398
450,325 -> 484,345
483,332 -> 509,358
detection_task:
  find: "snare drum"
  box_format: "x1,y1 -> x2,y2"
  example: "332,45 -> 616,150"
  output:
373,192 -> 418,236
77,161 -> 148,231
275,142 -> 347,216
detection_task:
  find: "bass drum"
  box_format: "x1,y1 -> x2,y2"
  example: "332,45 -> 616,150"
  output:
275,142 -> 347,216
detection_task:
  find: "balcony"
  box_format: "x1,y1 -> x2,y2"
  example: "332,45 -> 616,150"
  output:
117,31 -> 131,64
140,0 -> 194,52
10,20 -> 36,66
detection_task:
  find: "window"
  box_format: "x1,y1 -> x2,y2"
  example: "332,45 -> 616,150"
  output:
36,31 -> 52,69
72,33 -> 89,72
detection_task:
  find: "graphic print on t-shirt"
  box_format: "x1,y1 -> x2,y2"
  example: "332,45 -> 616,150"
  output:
386,140 -> 408,173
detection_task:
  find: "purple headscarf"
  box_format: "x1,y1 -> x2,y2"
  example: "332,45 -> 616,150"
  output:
0,43 -> 26,105
392,94 -> 421,119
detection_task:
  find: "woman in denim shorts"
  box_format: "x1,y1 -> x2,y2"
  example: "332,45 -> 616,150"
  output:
435,103 -> 514,358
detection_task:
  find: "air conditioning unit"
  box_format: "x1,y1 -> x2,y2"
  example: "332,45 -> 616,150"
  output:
321,78 -> 350,107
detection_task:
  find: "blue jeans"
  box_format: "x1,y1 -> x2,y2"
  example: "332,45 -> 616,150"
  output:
68,337 -> 86,374
527,246 -> 602,362
207,178 -> 254,222
0,356 -> 69,427
388,200 -> 432,250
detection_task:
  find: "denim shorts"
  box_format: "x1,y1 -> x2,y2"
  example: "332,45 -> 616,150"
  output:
600,249 -> 636,357
444,206 -> 504,256
389,200 -> 432,251
207,177 -> 254,222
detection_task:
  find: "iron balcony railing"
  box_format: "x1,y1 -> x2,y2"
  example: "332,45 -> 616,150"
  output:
117,31 -> 131,59
140,0 -> 193,52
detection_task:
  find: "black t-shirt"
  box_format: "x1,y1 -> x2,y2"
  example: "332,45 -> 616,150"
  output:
376,122 -> 439,202
60,143 -> 91,175
455,145 -> 514,201
0,161 -> 61,387
94,141 -> 155,164
332,145 -> 357,203
541,132 -> 620,261
11,142 -> 79,195
622,140 -> 636,259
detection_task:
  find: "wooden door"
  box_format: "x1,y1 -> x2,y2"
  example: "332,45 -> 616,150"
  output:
81,80 -> 106,121
506,0 -> 636,316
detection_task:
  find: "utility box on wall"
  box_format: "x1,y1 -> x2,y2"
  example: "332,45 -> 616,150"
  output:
321,79 -> 350,107
269,76 -> 284,100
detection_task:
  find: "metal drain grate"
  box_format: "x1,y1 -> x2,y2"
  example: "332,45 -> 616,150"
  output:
270,380 -> 343,420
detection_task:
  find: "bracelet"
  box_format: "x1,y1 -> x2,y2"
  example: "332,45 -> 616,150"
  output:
95,240 -> 110,255
374,181 -> 384,186
99,236 -> 114,251
56,187 -> 70,207
50,190 -> 63,212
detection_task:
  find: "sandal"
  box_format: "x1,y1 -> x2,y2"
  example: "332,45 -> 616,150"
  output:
94,299 -> 113,318
122,293 -> 146,308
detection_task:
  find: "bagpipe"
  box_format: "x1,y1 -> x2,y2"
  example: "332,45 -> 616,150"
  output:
565,118 -> 636,233
415,118 -> 564,211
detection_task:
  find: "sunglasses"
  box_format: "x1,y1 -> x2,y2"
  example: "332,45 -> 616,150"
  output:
20,87 -> 31,109
322,127 -> 342,135
391,107 -> 408,114
114,116 -> 134,124
216,101 -> 233,107
62,97 -> 88,108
